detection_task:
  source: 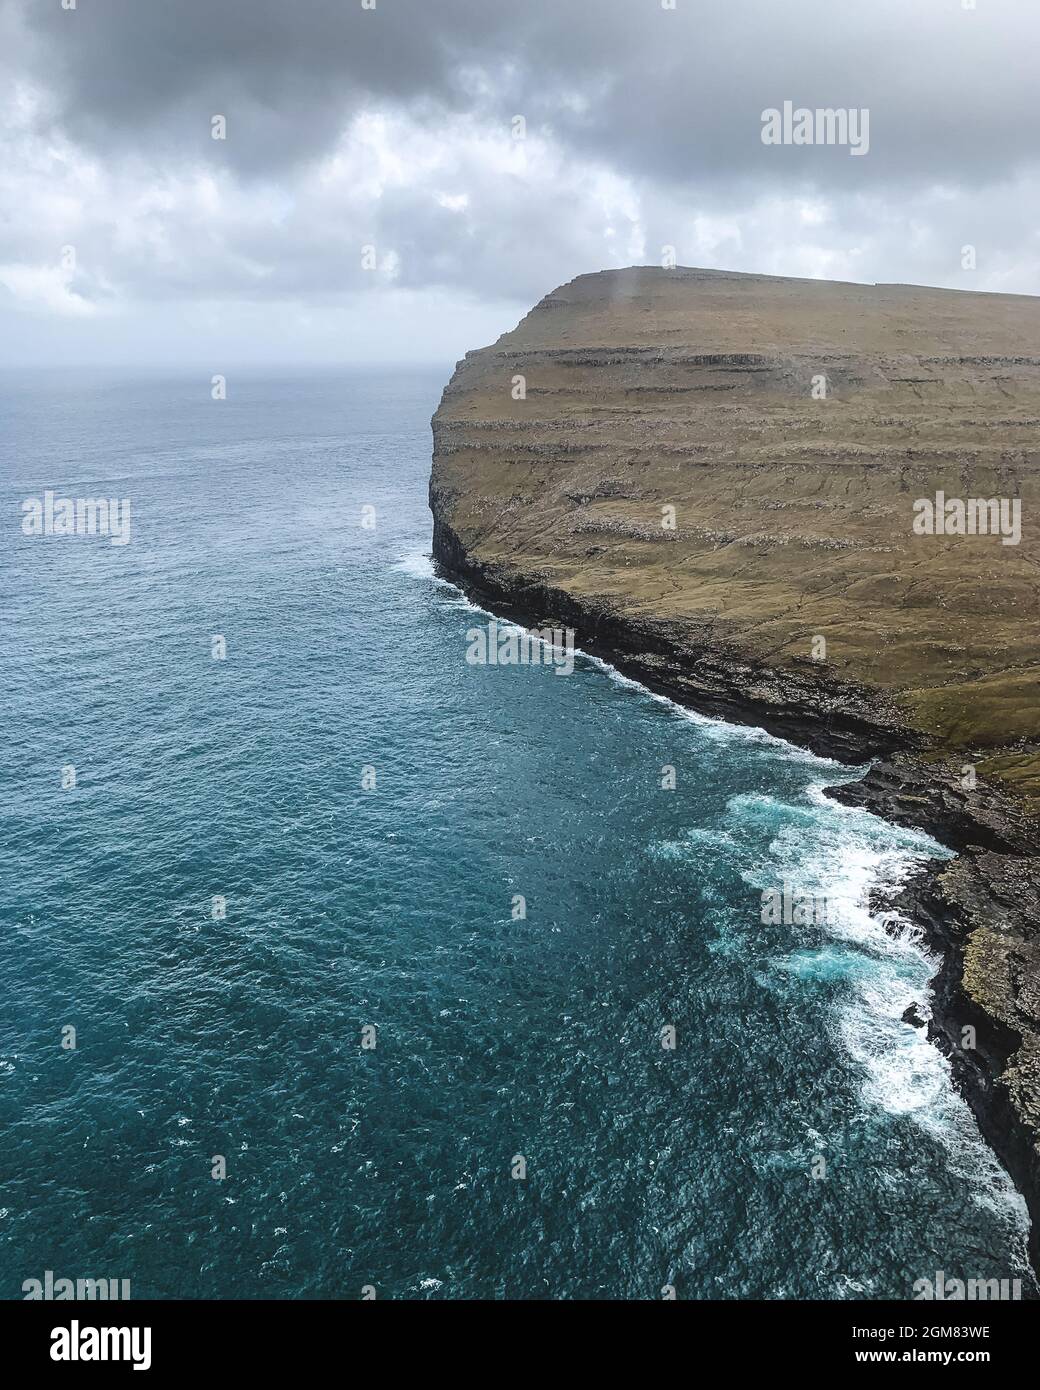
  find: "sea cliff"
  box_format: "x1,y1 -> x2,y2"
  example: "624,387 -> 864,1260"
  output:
429,266 -> 1040,1267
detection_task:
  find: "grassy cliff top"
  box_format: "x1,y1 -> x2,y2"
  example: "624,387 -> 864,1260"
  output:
433,267 -> 1040,809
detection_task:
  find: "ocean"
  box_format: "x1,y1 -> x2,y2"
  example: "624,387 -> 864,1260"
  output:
0,367 -> 1033,1299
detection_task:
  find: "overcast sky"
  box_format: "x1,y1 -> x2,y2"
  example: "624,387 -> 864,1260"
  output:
2,0 -> 1038,366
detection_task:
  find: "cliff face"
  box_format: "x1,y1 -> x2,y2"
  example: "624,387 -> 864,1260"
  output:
429,266 -> 1040,1263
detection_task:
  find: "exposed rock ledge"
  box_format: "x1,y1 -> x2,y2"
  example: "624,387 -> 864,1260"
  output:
429,266 -> 1040,1272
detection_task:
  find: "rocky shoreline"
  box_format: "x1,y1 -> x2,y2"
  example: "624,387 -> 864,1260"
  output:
429,265 -> 1040,1281
430,509 -> 1040,1277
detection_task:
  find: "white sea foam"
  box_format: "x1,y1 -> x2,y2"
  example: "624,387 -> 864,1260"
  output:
394,548 -> 484,610
390,549 -> 435,579
738,788 -> 949,1109
740,784 -> 1028,1243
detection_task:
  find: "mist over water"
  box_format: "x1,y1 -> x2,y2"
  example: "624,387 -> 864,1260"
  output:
0,369 -> 1033,1299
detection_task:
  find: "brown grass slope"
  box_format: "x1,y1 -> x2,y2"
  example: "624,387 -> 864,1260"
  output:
432,266 -> 1040,807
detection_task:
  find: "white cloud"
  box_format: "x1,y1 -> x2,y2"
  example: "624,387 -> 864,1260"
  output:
4,0 -> 1040,364
0,260 -> 95,315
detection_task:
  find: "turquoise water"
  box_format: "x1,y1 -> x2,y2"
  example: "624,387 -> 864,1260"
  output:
0,369 -> 1033,1299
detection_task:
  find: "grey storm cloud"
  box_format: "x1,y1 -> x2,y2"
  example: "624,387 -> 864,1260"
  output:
13,0 -> 1040,185
3,0 -> 1040,364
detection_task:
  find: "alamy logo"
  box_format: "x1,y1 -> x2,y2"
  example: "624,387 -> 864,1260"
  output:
761,101 -> 869,156
912,492 -> 1021,546
23,1270 -> 131,1300
760,883 -> 835,925
913,1270 -> 1021,1301
466,619 -> 576,676
21,490 -> 131,546
50,1320 -> 151,1372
